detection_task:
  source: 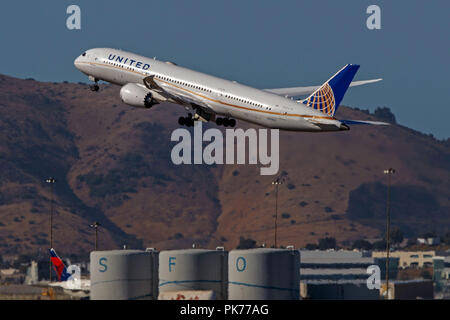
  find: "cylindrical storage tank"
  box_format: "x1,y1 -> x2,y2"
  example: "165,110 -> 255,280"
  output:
228,248 -> 300,300
90,250 -> 159,300
159,249 -> 228,300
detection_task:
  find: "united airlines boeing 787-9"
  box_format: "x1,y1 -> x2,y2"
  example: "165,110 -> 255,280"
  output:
74,48 -> 386,131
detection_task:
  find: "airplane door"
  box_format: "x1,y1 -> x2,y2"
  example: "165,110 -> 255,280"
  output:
216,88 -> 225,98
215,88 -> 229,114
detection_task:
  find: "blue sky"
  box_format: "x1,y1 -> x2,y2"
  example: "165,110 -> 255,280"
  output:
0,1 -> 448,138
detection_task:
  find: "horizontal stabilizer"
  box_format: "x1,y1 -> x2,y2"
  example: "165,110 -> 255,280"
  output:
349,78 -> 383,87
340,119 -> 390,125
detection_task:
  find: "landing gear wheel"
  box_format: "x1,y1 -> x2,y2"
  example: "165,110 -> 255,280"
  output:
216,117 -> 223,126
90,84 -> 99,92
178,117 -> 186,126
229,119 -> 236,127
185,118 -> 194,127
223,118 -> 230,127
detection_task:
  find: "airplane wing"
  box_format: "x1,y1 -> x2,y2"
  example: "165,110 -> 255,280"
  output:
143,76 -> 208,108
264,79 -> 382,98
144,76 -> 215,115
143,76 -> 186,105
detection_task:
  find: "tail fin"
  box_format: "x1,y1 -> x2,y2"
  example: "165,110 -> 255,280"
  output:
301,64 -> 360,116
49,248 -> 71,282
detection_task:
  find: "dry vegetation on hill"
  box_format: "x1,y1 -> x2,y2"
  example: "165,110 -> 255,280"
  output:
0,74 -> 448,256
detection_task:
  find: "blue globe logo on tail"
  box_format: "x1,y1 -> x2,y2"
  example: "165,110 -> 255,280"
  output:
302,64 -> 360,117
303,82 -> 336,116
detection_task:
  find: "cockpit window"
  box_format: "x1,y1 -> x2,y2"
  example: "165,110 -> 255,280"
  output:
82,52 -> 86,56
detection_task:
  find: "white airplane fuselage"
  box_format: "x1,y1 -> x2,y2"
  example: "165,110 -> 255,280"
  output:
74,48 -> 348,131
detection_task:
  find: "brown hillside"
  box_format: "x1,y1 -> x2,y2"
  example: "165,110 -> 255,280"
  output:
0,74 -> 448,256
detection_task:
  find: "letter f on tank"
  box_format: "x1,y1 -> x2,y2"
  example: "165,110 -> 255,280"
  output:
169,257 -> 176,272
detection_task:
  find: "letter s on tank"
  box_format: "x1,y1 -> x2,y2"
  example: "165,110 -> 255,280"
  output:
99,257 -> 108,272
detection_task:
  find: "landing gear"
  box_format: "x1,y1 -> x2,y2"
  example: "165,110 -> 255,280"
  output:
88,76 -> 100,92
178,113 -> 195,127
216,117 -> 236,127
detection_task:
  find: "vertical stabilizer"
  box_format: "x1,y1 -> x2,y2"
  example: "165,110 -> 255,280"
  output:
301,64 -> 360,116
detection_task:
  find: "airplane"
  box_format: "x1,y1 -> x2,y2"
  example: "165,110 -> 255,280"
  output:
74,48 -> 387,132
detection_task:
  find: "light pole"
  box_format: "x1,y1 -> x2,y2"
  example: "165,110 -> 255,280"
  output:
272,178 -> 283,248
383,168 -> 395,299
89,222 -> 102,251
46,177 -> 56,282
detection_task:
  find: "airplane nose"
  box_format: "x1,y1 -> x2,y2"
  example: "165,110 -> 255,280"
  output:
74,56 -> 81,69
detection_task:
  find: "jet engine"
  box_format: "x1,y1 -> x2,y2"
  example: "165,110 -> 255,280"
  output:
119,83 -> 158,108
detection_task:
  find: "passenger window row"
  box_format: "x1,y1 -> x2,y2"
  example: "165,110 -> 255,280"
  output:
157,76 -> 272,111
158,76 -> 212,93
105,60 -> 135,71
224,94 -> 271,110
102,65 -> 274,112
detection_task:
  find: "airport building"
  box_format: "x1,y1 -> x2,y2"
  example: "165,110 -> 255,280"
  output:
417,237 -> 441,246
433,256 -> 450,296
433,256 -> 450,280
299,250 -> 374,281
300,280 -> 379,300
372,251 -> 436,268
383,280 -> 434,300
0,268 -> 24,285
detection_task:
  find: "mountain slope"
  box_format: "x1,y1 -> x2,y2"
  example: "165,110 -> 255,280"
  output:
0,74 -> 448,256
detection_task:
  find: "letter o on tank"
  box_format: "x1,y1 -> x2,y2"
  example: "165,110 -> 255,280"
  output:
236,256 -> 246,272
